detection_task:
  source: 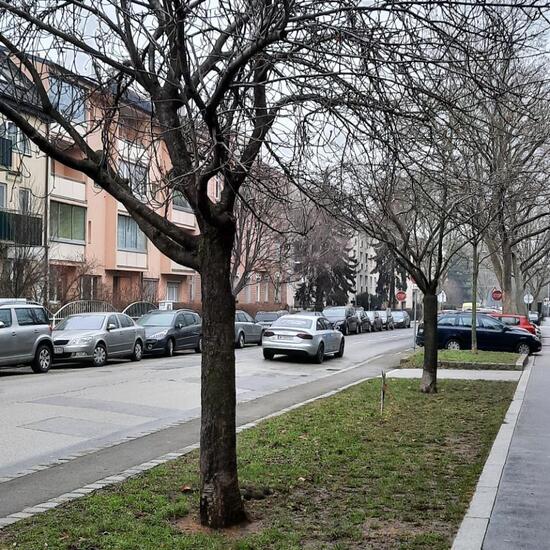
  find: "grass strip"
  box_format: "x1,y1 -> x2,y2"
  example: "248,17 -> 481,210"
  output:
0,378 -> 515,550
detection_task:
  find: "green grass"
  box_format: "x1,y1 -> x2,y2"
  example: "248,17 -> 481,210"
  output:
404,350 -> 520,368
0,379 -> 516,550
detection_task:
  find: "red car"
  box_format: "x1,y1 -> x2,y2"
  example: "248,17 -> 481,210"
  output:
489,313 -> 536,335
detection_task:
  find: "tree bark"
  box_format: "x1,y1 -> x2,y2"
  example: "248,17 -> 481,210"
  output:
502,240 -> 516,313
471,240 -> 479,353
199,227 -> 246,528
420,291 -> 438,394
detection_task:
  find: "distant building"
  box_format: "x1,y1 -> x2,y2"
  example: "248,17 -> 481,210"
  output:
349,231 -> 379,305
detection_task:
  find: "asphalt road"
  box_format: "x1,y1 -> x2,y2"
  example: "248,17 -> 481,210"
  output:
0,328 -> 413,480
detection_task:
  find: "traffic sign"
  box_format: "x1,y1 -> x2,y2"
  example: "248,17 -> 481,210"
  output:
396,290 -> 407,302
437,290 -> 447,304
492,289 -> 503,301
524,293 -> 534,305
544,297 -> 550,306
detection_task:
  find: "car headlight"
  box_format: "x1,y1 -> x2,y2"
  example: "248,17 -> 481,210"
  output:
70,335 -> 94,345
150,330 -> 168,339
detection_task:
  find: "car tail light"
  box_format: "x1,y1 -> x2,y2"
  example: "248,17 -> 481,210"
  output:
264,330 -> 274,337
296,333 -> 313,339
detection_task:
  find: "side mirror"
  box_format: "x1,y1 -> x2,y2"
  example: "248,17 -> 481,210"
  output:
0,321 -> 5,329
502,325 -> 509,332
107,323 -> 117,331
176,323 -> 184,329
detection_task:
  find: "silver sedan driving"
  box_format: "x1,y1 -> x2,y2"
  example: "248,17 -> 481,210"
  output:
262,314 -> 344,363
53,312 -> 146,367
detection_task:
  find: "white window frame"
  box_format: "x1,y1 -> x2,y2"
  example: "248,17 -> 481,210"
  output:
117,214 -> 147,252
0,182 -> 6,208
166,281 -> 180,302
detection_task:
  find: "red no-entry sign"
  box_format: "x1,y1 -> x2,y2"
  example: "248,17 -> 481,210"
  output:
492,289 -> 503,301
396,290 -> 407,302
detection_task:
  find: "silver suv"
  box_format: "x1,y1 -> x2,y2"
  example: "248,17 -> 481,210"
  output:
0,302 -> 53,373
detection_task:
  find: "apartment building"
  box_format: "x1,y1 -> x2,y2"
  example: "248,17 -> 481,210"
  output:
0,55 -> 292,310
349,231 -> 379,303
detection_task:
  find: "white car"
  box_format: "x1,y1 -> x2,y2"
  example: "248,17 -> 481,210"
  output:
262,314 -> 344,363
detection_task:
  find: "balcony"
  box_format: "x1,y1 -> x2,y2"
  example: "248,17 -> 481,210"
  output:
0,137 -> 12,170
0,209 -> 42,245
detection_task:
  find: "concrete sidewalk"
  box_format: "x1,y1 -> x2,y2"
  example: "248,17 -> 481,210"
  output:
482,338 -> 550,549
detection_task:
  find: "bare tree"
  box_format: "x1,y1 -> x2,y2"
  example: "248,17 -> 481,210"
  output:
0,0 -> 548,525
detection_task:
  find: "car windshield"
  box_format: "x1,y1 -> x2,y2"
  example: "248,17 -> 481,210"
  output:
323,307 -> 346,318
378,312 -> 387,319
273,317 -> 313,329
393,312 -> 404,319
256,312 -> 279,322
366,312 -> 374,319
56,315 -> 105,330
138,312 -> 176,327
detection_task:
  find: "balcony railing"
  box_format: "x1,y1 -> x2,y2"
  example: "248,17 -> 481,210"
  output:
0,209 -> 42,245
0,137 -> 12,170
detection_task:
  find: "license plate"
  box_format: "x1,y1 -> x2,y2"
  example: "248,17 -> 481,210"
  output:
54,346 -> 63,354
277,335 -> 292,340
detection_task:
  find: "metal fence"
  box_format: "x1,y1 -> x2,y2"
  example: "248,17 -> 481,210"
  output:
52,300 -> 115,326
122,301 -> 158,320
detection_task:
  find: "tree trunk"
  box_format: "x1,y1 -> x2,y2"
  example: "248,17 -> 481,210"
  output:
420,291 -> 438,394
199,228 -> 246,528
502,240 -> 515,313
471,240 -> 479,353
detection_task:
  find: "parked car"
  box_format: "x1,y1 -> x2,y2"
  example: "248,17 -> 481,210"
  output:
377,310 -> 395,330
53,313 -> 146,367
528,311 -> 541,326
255,310 -> 287,328
235,310 -> 264,347
262,314 -> 344,363
392,310 -> 411,328
365,311 -> 383,331
0,302 -> 53,373
416,312 -> 541,355
489,313 -> 537,336
293,311 -> 324,316
137,309 -> 202,356
356,309 -> 372,333
322,306 -> 359,335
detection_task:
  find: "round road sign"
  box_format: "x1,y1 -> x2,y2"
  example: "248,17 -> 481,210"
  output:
396,290 -> 407,302
492,289 -> 503,301
524,293 -> 534,305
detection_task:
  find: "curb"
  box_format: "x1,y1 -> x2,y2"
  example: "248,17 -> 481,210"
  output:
451,355 -> 534,550
0,364 -> 394,530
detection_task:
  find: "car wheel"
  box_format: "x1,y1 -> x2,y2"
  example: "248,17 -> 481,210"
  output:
445,339 -> 461,351
516,342 -> 531,355
195,336 -> 202,354
164,338 -> 175,357
131,340 -> 143,362
335,338 -> 345,358
313,342 -> 325,364
341,324 -> 348,336
31,344 -> 52,373
356,323 -> 361,334
92,343 -> 107,367
263,349 -> 274,360
237,332 -> 245,349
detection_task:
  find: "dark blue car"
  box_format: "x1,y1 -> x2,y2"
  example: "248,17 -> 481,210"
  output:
416,312 -> 541,355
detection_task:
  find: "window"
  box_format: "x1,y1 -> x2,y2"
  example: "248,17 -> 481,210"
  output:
236,312 -> 247,322
264,278 -> 269,302
173,190 -> 191,211
80,275 -> 100,300
50,201 -> 86,242
48,77 -> 86,124
481,316 -> 503,330
501,317 -> 520,326
117,215 -> 146,251
0,183 -> 5,208
189,276 -> 195,302
120,159 -> 148,198
184,313 -> 196,326
175,313 -> 186,327
15,308 -> 36,326
438,315 -> 456,327
6,122 -> 30,155
118,314 -> 135,328
0,309 -> 12,327
19,188 -> 31,213
166,282 -> 180,302
215,177 -> 222,200
107,314 -> 119,328
457,315 -> 480,328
